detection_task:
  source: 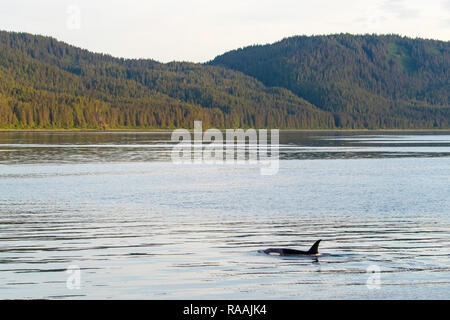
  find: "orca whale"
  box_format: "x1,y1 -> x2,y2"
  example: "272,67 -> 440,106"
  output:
263,240 -> 322,256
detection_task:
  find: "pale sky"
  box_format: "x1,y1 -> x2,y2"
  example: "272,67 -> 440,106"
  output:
1,0 -> 449,62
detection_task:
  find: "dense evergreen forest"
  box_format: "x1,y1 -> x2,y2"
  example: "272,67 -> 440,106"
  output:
211,34 -> 450,128
0,31 -> 448,129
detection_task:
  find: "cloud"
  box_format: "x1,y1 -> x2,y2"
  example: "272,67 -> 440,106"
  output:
442,0 -> 450,11
440,18 -> 450,28
0,0 -> 448,62
381,0 -> 420,19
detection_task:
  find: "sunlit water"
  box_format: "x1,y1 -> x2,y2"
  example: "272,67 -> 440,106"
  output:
0,131 -> 449,299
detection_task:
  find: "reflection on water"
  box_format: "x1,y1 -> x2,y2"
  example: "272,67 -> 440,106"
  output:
0,131 -> 450,164
0,131 -> 449,299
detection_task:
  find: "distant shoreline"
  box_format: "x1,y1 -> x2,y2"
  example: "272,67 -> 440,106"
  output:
1,128 -> 450,133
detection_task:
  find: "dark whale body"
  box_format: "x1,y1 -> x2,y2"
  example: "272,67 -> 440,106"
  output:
263,240 -> 322,256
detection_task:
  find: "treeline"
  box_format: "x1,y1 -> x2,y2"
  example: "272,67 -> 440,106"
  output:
211,34 -> 450,128
0,31 -> 448,129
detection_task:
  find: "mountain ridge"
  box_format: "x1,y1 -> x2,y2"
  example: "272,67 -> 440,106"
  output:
0,31 -> 448,129
210,33 -> 449,128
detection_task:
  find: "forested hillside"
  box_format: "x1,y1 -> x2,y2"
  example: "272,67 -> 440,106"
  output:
0,31 -> 333,129
211,34 -> 450,128
0,31 -> 448,129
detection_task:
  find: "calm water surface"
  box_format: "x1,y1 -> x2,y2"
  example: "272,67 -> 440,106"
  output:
0,131 -> 449,299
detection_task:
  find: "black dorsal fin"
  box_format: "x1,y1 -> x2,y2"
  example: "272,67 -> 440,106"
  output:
307,240 -> 321,254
